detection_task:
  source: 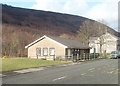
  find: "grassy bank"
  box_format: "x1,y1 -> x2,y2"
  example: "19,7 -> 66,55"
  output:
2,58 -> 71,72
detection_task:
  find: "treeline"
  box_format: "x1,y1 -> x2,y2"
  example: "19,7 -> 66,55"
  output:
2,23 -> 74,56
2,24 -> 40,56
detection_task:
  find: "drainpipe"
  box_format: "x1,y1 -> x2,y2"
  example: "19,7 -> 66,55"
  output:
94,48 -> 96,59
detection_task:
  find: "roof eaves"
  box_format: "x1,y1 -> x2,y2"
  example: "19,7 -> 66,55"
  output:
25,35 -> 47,48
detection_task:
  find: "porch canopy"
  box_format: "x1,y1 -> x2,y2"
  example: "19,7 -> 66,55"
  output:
48,36 -> 91,60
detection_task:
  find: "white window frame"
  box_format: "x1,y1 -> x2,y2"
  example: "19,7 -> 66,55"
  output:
36,48 -> 41,56
49,48 -> 55,56
43,48 -> 48,56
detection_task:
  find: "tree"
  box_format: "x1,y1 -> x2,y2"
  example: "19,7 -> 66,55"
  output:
96,33 -> 106,57
77,20 -> 109,57
94,20 -> 109,57
2,24 -> 38,56
76,20 -> 106,45
76,20 -> 96,45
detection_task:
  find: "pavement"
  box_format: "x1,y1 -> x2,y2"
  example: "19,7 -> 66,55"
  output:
2,59 -> 119,84
1,58 -> 104,78
1,62 -> 79,77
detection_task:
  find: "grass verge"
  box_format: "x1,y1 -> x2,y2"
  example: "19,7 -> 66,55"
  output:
2,58 -> 71,72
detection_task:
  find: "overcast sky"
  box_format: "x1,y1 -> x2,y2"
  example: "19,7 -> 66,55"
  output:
1,0 -> 119,31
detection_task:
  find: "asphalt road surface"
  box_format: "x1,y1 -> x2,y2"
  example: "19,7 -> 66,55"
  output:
3,59 -> 119,84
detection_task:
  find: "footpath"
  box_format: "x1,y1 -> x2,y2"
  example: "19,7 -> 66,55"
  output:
1,62 -> 79,78
1,58 -> 105,78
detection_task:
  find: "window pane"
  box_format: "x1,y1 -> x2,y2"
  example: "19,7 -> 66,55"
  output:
67,49 -> 71,58
50,48 -> 55,56
43,48 -> 48,56
36,48 -> 41,55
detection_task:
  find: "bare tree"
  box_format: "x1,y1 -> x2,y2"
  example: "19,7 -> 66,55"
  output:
2,24 -> 37,56
76,20 -> 96,45
77,20 -> 109,57
94,21 -> 108,57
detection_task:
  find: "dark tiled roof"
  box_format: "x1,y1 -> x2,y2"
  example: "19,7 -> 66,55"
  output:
25,35 -> 91,49
48,35 -> 90,49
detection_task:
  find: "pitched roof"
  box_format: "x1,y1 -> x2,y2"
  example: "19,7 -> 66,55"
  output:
25,35 -> 90,49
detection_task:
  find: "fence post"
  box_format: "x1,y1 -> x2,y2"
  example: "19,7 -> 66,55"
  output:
66,55 -> 67,61
72,54 -> 74,62
53,55 -> 55,61
88,53 -> 90,60
83,53 -> 85,60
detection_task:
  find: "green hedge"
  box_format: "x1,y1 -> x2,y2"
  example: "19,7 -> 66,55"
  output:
90,53 -> 100,58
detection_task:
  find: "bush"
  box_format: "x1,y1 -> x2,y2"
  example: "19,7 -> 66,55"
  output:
10,54 -> 27,57
2,56 -> 8,59
90,53 -> 99,58
102,53 -> 110,58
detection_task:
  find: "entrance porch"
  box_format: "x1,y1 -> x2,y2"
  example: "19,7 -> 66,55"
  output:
65,48 -> 90,61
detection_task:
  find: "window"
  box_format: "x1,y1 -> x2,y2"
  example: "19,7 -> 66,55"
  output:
36,48 -> 41,56
43,48 -> 48,56
49,48 -> 55,56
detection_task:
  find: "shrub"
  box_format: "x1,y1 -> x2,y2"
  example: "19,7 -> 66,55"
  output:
2,56 -> 8,59
90,53 -> 99,58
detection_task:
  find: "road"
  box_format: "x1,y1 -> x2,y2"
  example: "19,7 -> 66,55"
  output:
3,59 -> 119,84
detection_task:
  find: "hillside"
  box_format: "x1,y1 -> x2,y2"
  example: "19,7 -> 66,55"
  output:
2,4 -> 119,56
2,4 -> 95,35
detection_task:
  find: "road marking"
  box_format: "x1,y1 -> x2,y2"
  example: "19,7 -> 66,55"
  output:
116,69 -> 119,71
80,73 -> 94,76
0,74 -> 6,77
61,64 -> 68,66
113,69 -> 119,74
88,68 -> 95,71
52,76 -> 66,81
106,71 -> 114,74
81,73 -> 87,76
14,68 -> 44,73
85,74 -> 94,76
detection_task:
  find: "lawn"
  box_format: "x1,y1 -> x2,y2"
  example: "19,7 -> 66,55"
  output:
2,58 -> 71,72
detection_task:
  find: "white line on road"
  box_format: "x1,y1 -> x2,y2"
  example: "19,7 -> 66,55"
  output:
106,71 -> 114,74
80,73 -> 87,76
14,68 -> 44,73
52,76 -> 66,81
0,74 -> 6,77
88,68 -> 95,71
